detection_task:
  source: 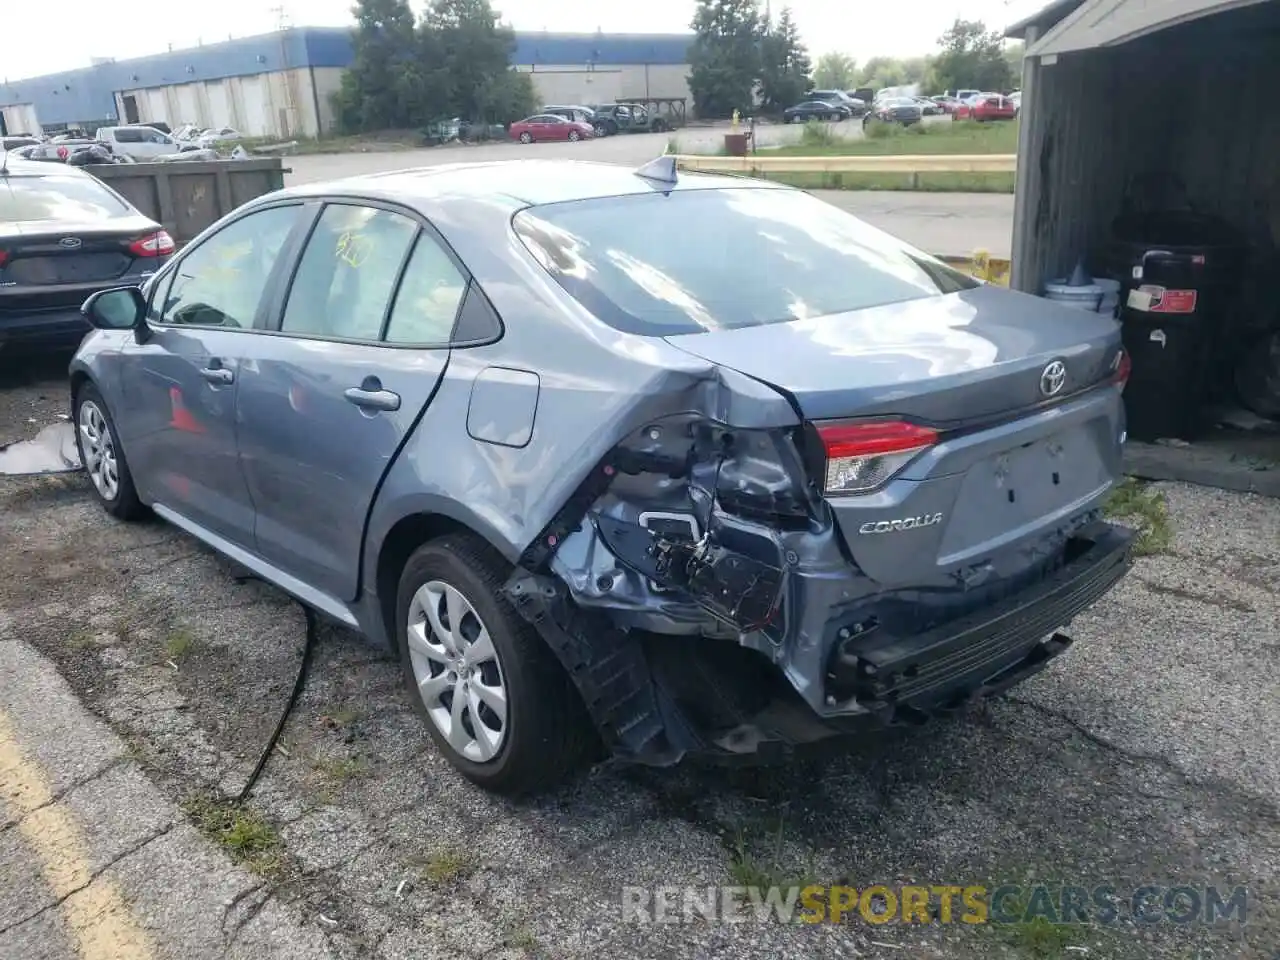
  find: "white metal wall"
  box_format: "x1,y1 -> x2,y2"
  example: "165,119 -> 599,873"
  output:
1,103 -> 41,135
115,68 -> 321,139
517,63 -> 690,106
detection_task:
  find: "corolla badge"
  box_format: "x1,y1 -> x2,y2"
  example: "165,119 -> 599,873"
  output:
858,513 -> 943,535
1039,360 -> 1067,397
58,237 -> 82,249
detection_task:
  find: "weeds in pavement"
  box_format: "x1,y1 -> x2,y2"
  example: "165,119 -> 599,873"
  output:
1000,914 -> 1075,957
67,630 -> 97,651
184,793 -> 283,877
1105,478 -> 1174,555
163,628 -> 201,660
725,818 -> 816,902
419,847 -> 478,887
506,925 -> 538,950
318,706 -> 362,729
311,754 -> 369,783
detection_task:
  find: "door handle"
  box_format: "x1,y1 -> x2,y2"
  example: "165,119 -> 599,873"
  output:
344,387 -> 401,412
199,366 -> 234,385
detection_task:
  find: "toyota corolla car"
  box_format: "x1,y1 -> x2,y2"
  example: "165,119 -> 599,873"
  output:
69,158 -> 1134,795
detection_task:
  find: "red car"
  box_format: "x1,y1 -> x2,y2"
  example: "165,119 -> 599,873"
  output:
970,95 -> 1017,122
509,114 -> 595,144
931,96 -> 972,120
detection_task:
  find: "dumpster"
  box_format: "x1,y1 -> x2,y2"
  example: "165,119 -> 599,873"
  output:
723,133 -> 750,157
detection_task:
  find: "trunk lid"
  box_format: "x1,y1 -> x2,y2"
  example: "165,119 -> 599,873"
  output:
666,286 -> 1126,587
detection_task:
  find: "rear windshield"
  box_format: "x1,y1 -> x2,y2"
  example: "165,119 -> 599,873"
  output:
512,187 -> 978,335
0,175 -> 133,222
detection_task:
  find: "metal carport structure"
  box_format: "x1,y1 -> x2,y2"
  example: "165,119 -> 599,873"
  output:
1006,0 -> 1280,295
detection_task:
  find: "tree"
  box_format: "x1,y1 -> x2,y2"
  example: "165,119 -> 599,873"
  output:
688,0 -> 763,118
812,51 -> 857,90
758,7 -> 811,111
930,19 -> 1015,95
337,0 -> 421,131
423,0 -> 521,120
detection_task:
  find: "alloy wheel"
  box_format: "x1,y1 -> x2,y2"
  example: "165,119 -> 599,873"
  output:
78,400 -> 119,501
407,580 -> 508,762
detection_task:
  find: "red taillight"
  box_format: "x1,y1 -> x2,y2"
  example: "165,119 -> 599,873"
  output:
56,145 -> 68,159
0,250 -> 8,268
816,421 -> 938,495
1113,348 -> 1132,389
129,230 -> 175,257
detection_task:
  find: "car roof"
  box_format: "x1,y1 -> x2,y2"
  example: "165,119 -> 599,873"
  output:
275,159 -> 791,211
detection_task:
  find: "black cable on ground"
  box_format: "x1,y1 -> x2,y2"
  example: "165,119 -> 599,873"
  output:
232,599 -> 320,804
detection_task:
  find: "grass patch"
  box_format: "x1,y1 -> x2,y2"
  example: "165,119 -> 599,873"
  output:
163,629 -> 200,660
1105,478 -> 1174,555
419,847 -> 478,887
183,793 -> 283,876
318,706 -> 361,729
764,170 -> 1014,192
310,754 -> 369,783
725,819 -> 816,899
506,925 -> 538,949
771,118 -> 1019,157
999,915 -> 1076,957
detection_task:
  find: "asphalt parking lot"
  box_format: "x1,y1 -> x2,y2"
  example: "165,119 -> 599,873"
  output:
281,135 -> 1016,259
2,353 -> 1277,960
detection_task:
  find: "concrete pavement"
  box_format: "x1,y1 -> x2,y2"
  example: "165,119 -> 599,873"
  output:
282,136 -> 1014,258
0,639 -> 339,960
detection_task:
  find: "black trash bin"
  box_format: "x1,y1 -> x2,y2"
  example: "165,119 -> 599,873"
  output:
1098,210 -> 1247,442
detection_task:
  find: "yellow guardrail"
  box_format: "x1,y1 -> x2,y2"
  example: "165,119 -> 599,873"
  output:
672,153 -> 1017,174
940,252 -> 1011,286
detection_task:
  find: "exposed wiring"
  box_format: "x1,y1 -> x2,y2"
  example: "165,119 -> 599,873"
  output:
228,578 -> 320,804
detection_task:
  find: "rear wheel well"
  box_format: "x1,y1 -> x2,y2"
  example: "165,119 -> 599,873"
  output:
374,512 -> 504,649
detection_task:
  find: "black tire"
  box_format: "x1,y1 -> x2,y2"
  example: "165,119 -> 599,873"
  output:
396,534 -> 595,795
73,382 -> 146,521
568,130 -> 580,142
651,120 -> 667,133
519,131 -> 533,143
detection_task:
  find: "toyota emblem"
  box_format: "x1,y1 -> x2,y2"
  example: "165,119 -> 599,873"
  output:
1039,360 -> 1067,397
58,237 -> 82,249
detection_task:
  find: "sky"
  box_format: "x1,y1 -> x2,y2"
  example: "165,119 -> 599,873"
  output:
3,0 -> 1046,83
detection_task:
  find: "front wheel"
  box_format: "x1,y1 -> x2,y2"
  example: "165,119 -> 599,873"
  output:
396,535 -> 595,795
568,130 -> 580,142
519,131 -> 533,143
74,383 -> 146,521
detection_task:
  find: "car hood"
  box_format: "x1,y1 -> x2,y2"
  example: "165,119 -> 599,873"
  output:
663,284 -> 1122,425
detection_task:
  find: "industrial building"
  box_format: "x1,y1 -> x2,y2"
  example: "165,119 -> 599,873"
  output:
0,29 -> 692,139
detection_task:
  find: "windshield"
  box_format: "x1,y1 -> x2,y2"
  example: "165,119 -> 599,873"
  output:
513,187 -> 978,336
0,175 -> 133,222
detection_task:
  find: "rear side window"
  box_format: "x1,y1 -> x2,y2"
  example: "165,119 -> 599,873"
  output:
513,188 -> 978,336
112,128 -> 143,143
0,175 -> 132,221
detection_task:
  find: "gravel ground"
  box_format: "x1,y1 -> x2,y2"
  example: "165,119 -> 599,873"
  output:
1,356 -> 1277,959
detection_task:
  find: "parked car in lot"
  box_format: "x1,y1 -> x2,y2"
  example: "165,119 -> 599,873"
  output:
70,159 -> 1135,795
587,103 -> 671,136
541,105 -> 596,126
971,95 -> 1018,122
913,97 -> 944,116
783,100 -> 850,122
864,97 -> 925,126
808,89 -> 865,115
0,158 -> 174,353
509,114 -> 594,143
96,125 -> 194,161
197,127 -> 246,146
931,95 -> 972,119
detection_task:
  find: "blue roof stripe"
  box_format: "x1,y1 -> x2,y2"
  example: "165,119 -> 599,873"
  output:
1,28 -> 692,127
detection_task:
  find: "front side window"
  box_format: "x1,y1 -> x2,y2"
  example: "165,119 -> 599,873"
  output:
157,205 -> 300,328
514,187 -> 978,336
280,204 -> 418,341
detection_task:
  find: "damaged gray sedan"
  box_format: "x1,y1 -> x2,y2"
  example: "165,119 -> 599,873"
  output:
69,158 -> 1135,795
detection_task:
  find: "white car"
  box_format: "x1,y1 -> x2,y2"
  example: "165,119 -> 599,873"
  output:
95,125 -> 189,161
197,127 -> 245,146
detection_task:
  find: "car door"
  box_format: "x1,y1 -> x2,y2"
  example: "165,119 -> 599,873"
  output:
234,199 -> 467,601
116,202 -> 309,546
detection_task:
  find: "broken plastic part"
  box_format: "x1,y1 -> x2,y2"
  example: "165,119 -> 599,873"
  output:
0,421 -> 82,476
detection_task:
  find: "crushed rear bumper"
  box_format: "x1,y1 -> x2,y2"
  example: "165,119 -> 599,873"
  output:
507,521 -> 1134,765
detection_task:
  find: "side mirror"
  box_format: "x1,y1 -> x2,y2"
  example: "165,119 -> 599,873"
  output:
81,286 -> 146,330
